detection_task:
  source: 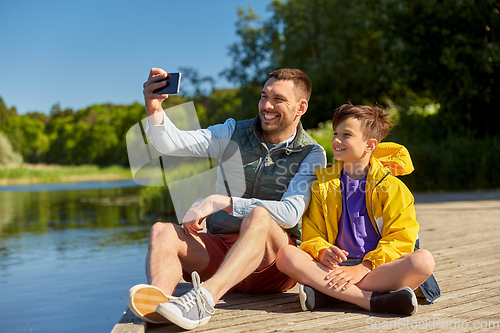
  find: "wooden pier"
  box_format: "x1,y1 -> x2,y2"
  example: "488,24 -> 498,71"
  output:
111,191 -> 500,332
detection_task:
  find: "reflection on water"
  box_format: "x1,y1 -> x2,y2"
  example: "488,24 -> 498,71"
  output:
0,181 -> 164,333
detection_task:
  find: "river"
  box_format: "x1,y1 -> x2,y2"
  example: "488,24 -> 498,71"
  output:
0,180 -> 161,333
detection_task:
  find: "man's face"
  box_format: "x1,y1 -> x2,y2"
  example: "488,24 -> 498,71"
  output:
258,78 -> 303,137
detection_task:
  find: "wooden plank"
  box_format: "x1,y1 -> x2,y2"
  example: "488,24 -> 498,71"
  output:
110,308 -> 145,333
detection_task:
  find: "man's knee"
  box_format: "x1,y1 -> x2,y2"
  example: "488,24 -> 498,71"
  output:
241,206 -> 275,232
150,222 -> 180,248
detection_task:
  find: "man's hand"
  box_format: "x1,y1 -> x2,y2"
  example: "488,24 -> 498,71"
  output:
182,195 -> 233,235
318,246 -> 349,269
143,68 -> 169,124
325,261 -> 372,291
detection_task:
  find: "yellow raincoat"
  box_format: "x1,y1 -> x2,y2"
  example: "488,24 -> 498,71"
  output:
300,142 -> 419,270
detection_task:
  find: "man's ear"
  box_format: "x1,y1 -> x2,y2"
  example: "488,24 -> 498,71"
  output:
366,138 -> 378,153
297,99 -> 308,116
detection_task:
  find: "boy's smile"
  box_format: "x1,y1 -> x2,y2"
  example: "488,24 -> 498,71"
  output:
332,117 -> 371,165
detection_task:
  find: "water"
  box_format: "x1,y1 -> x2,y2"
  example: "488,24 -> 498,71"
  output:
0,181 -> 160,333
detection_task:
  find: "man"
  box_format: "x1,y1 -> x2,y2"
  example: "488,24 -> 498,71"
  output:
127,67 -> 326,330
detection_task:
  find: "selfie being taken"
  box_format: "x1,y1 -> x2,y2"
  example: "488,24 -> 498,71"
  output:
1,1 -> 499,333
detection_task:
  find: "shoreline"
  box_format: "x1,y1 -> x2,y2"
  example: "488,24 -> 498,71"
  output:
0,174 -> 133,186
0,163 -> 132,186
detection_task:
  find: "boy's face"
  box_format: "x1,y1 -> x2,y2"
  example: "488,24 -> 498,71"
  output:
331,117 -> 371,164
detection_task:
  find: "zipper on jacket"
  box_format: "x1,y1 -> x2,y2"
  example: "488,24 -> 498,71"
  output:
252,152 -> 270,197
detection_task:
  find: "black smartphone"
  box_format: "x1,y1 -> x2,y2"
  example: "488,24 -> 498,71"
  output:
153,73 -> 182,95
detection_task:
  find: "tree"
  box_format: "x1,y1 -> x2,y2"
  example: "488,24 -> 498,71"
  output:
222,0 -> 500,135
379,0 -> 500,136
0,132 -> 23,165
220,4 -> 280,121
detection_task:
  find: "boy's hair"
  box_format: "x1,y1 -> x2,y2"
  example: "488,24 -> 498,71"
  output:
332,103 -> 396,142
268,68 -> 312,102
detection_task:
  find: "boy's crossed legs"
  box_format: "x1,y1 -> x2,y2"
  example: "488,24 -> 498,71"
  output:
129,206 -> 293,328
276,245 -> 435,314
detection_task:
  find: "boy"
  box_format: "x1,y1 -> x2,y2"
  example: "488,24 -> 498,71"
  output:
276,104 -> 440,316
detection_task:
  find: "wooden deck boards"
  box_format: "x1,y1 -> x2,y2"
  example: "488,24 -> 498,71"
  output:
111,191 -> 500,332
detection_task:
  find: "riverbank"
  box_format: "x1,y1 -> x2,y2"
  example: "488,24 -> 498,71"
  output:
0,164 -> 132,186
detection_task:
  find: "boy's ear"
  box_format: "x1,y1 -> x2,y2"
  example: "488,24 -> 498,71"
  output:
366,138 -> 378,153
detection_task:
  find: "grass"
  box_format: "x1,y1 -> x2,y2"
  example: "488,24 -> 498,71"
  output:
0,164 -> 132,185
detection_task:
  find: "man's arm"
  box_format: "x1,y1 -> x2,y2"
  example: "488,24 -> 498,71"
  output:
146,110 -> 235,159
232,144 -> 327,228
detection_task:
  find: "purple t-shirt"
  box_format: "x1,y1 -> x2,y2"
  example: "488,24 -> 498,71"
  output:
335,170 -> 380,259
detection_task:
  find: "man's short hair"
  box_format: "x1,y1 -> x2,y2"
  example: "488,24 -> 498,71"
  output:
268,68 -> 312,102
332,103 -> 396,142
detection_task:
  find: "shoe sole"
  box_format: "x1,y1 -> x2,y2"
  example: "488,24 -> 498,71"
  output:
156,302 -> 211,330
391,286 -> 418,315
127,284 -> 175,324
298,284 -> 309,311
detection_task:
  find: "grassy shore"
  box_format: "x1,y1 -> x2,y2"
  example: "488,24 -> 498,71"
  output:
0,164 -> 132,186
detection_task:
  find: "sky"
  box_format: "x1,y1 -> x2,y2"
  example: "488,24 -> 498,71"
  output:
0,0 -> 271,115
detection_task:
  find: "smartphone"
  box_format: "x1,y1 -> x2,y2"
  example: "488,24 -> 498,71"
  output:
153,73 -> 182,95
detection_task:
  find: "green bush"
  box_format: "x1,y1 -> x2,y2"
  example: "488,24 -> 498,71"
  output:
400,136 -> 500,192
0,132 -> 23,165
137,186 -> 177,223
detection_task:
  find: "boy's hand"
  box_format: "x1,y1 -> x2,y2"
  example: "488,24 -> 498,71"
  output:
318,246 -> 349,269
143,68 -> 169,124
325,262 -> 372,291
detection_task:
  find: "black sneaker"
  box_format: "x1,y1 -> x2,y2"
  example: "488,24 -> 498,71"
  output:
299,284 -> 340,311
370,286 -> 418,316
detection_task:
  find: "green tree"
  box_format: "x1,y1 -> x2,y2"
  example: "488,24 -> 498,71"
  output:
0,96 -> 18,129
0,97 -> 49,162
0,132 -> 23,165
221,5 -> 279,121
379,0 -> 500,137
222,0 -> 500,135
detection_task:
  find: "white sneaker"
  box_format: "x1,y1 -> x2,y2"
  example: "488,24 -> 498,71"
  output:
127,284 -> 177,324
156,272 -> 215,330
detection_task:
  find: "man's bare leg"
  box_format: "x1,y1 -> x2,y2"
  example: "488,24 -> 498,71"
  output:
146,222 -> 211,295
201,206 -> 290,303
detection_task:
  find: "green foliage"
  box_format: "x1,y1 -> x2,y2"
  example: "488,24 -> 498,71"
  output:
397,136 -> 500,192
44,102 -> 147,165
379,0 -> 500,136
137,186 -> 177,223
223,0 -> 500,136
0,132 -> 23,165
0,164 -> 131,184
0,99 -> 49,163
220,5 -> 279,121
306,120 -> 334,164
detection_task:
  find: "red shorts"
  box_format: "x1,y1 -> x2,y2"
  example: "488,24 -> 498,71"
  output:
182,233 -> 297,293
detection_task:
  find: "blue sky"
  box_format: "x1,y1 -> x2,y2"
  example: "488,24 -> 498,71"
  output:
0,0 -> 271,115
